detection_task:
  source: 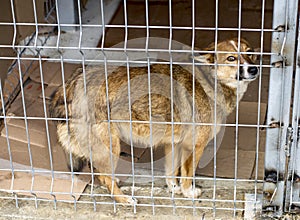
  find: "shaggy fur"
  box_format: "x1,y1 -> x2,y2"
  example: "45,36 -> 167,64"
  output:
49,38 -> 258,204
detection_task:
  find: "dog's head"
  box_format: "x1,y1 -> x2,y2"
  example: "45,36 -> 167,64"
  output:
194,38 -> 259,88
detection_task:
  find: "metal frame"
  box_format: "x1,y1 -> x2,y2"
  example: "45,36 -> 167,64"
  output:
287,12 -> 300,214
263,0 -> 299,217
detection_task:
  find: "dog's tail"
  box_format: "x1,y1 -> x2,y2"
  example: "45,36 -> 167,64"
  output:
48,68 -> 84,121
63,150 -> 87,172
49,68 -> 87,172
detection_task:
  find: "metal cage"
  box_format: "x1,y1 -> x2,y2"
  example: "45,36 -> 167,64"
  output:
0,0 -> 299,219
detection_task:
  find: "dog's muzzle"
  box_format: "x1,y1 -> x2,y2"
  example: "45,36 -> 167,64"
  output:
237,66 -> 258,81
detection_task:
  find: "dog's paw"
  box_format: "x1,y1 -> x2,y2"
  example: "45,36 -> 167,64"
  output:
168,184 -> 182,195
166,179 -> 182,195
117,196 -> 138,205
126,196 -> 138,205
125,196 -> 138,205
181,185 -> 201,198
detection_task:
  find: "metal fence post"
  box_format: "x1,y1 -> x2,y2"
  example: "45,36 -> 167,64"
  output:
56,0 -> 79,32
286,16 -> 300,213
263,0 -> 299,217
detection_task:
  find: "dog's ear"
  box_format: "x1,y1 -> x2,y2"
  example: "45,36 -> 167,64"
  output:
192,44 -> 215,64
252,47 -> 261,62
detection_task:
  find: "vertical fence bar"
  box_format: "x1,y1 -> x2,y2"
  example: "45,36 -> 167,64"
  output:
213,0 -> 219,217
167,0 -> 177,215
122,0 -> 138,214
263,0 -> 298,216
287,14 -> 300,213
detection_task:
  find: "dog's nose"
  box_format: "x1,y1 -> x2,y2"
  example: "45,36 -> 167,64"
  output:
248,66 -> 258,75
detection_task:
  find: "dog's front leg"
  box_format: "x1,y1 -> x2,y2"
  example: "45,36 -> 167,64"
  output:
180,149 -> 202,198
180,128 -> 209,198
164,144 -> 182,195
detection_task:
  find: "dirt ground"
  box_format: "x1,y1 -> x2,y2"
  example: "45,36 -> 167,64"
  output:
0,168 -> 263,219
1,171 -> 298,219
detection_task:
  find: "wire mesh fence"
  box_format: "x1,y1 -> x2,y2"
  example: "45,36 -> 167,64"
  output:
0,0 -> 299,219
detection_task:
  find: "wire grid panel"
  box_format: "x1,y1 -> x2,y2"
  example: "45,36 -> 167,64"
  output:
0,0 -> 276,218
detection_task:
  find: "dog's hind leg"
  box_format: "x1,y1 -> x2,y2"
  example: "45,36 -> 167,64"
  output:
93,125 -> 137,205
97,175 -> 136,204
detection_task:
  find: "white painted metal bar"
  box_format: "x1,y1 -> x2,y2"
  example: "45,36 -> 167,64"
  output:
122,0 -> 138,214
233,0 -> 243,217
263,0 -> 298,216
287,11 -> 300,213
144,0 -> 155,215
167,0 -> 177,215
212,0 -> 219,217
56,0 -> 79,32
0,21 -> 277,32
250,0 -> 267,217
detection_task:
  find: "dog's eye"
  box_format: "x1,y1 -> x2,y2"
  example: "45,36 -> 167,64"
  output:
227,56 -> 236,62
